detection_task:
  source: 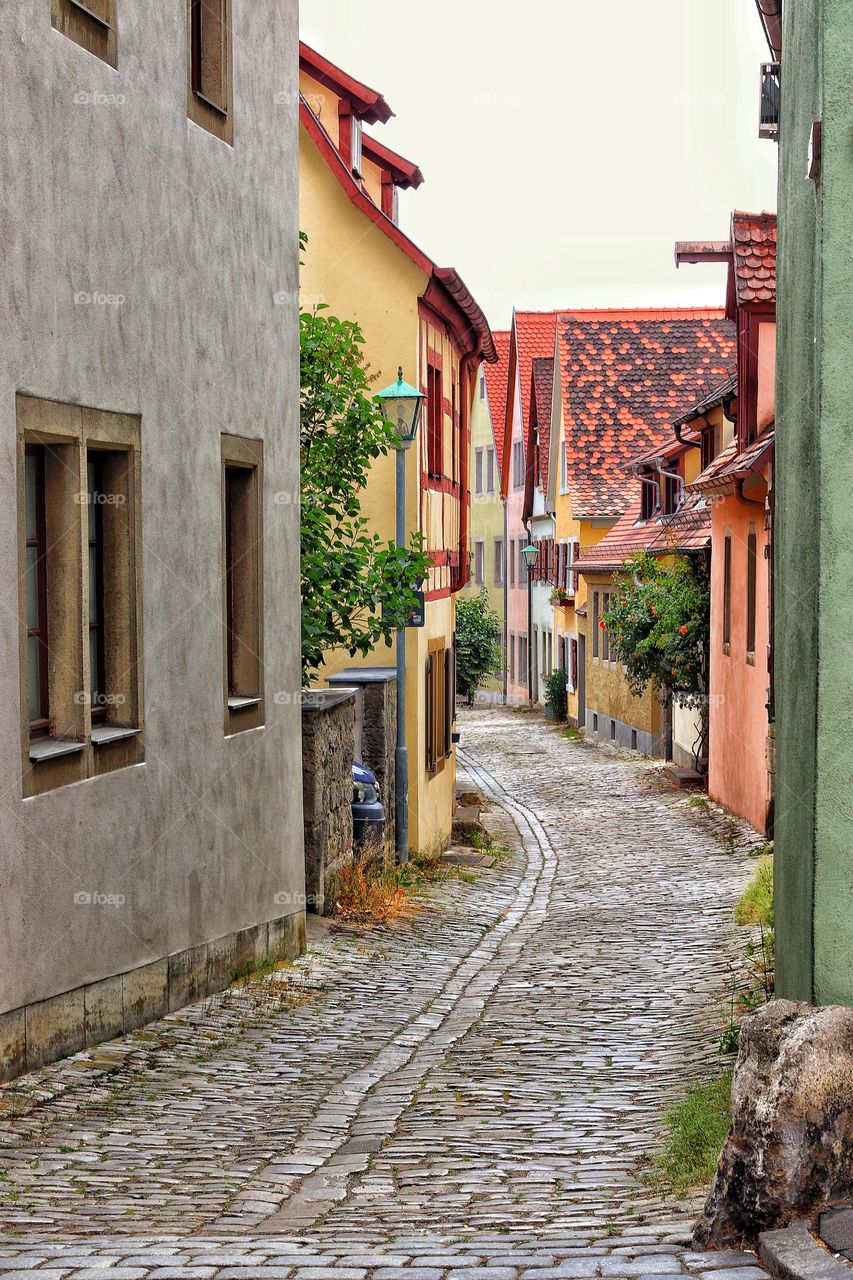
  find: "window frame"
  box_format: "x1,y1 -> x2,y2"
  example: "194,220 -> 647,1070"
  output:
18,396 -> 143,797
746,525 -> 757,663
722,532 -> 732,654
51,0 -> 117,67
474,538 -> 485,586
187,0 -> 233,144
426,361 -> 443,479
221,435 -> 264,735
493,536 -> 505,587
24,445 -> 50,738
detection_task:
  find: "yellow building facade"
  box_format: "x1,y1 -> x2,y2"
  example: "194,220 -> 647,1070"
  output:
299,44 -> 495,851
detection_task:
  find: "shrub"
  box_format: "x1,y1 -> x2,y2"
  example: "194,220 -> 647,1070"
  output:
544,669 -> 568,722
456,588 -> 502,706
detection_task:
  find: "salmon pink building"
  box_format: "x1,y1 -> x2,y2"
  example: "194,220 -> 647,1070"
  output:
500,312 -> 556,703
681,212 -> 776,834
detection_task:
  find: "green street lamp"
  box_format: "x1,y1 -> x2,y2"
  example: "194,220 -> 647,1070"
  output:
375,368 -> 426,864
376,367 -> 425,448
521,542 -> 539,704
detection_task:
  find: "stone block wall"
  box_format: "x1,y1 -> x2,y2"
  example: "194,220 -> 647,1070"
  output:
326,669 -> 397,836
301,689 -> 356,914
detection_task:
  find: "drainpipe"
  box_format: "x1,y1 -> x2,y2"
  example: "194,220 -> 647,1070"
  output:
673,422 -> 701,449
735,478 -> 765,507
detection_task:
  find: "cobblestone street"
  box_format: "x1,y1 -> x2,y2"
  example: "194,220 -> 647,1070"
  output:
0,708 -> 768,1279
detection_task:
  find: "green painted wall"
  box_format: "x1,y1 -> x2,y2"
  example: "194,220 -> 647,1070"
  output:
776,0 -> 853,1004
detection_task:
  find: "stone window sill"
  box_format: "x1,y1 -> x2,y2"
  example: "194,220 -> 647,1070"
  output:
228,695 -> 262,711
91,726 -> 141,746
29,738 -> 85,764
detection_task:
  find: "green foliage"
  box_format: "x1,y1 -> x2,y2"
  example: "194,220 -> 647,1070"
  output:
602,552 -> 710,707
455,588 -> 502,706
653,1071 -> 732,1192
735,855 -> 774,927
544,668 -> 568,722
300,280 -> 430,680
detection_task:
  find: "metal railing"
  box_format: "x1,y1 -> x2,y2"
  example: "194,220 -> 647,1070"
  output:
759,62 -> 781,141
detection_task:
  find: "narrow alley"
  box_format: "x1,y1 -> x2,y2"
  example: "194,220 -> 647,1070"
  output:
0,711 -> 765,1279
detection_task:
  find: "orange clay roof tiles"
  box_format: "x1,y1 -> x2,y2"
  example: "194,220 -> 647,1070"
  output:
531,356 -> 554,494
731,212 -> 777,306
515,311 -> 557,438
574,491 -> 711,574
483,330 -> 511,460
557,309 -> 736,519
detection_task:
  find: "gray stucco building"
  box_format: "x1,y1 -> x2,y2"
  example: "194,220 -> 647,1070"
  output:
0,0 -> 304,1078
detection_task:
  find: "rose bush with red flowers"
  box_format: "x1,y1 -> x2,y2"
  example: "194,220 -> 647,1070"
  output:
601,552 -> 709,708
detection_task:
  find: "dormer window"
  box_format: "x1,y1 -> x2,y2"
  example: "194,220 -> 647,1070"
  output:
701,426 -> 716,471
661,471 -> 683,516
351,117 -> 363,177
640,473 -> 659,521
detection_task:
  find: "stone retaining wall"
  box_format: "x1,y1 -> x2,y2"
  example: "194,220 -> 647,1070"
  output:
301,688 -> 356,914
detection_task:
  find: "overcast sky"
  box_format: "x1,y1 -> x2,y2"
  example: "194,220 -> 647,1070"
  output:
301,1 -> 778,332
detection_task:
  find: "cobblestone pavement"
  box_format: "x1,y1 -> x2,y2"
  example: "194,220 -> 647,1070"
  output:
0,708 -> 769,1278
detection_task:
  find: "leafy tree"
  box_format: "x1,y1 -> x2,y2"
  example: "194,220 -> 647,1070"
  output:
300,298 -> 430,682
602,552 -> 710,708
455,589 -> 502,706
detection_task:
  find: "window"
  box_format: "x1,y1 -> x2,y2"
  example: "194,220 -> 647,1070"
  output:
475,448 -> 484,495
746,526 -> 757,661
480,373 -> 486,400
351,118 -> 364,177
426,640 -> 451,774
188,0 -> 233,143
18,396 -> 142,797
486,446 -> 495,494
426,362 -> 443,477
519,541 -> 529,586
723,533 -> 732,653
701,427 -> 716,472
592,590 -> 600,658
518,635 -> 528,687
509,539 -> 516,587
222,436 -> 263,733
661,472 -> 681,516
24,447 -> 49,737
474,539 -> 485,586
509,633 -> 515,682
610,719 -> 616,742
52,0 -> 117,67
493,537 -> 504,587
570,637 -> 578,693
87,454 -> 106,723
512,439 -> 525,489
560,439 -> 568,493
601,592 -> 610,662
640,475 -> 659,522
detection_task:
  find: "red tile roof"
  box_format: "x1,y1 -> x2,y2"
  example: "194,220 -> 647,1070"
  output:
483,330 -> 511,461
557,308 -> 736,519
531,356 -> 554,494
515,311 -> 557,440
689,426 -> 775,493
574,492 -> 711,574
731,212 -> 777,306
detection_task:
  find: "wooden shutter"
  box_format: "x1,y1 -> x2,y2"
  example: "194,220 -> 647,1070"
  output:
425,655 -> 435,773
444,647 -> 453,757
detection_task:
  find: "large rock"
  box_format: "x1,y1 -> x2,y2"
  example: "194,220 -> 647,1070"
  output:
694,999 -> 853,1249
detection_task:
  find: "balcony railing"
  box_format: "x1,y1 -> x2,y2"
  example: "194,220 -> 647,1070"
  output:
759,62 -> 781,141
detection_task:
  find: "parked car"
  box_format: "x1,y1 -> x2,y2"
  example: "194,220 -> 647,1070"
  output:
352,761 -> 385,848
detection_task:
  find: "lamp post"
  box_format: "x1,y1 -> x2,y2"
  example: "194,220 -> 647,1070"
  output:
375,368 -> 425,863
521,541 -> 539,703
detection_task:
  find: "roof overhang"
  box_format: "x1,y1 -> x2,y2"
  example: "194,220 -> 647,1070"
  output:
755,0 -> 783,60
299,42 -> 393,124
361,133 -> 424,189
674,241 -> 732,267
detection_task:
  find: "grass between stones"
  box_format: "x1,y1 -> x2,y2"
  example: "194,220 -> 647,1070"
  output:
331,841 -> 453,925
735,852 -> 774,926
650,1070 -> 733,1193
